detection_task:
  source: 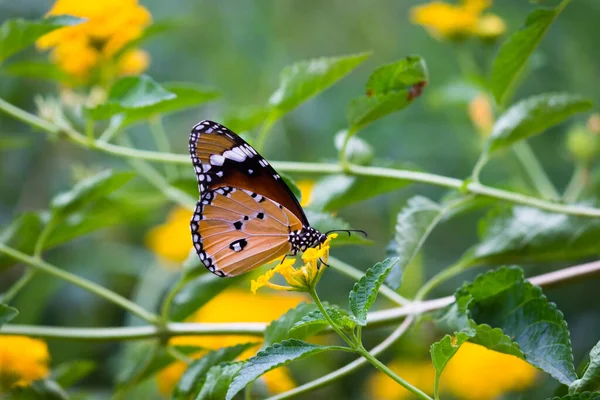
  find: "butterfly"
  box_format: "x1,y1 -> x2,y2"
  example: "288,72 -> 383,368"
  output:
188,120 -> 330,278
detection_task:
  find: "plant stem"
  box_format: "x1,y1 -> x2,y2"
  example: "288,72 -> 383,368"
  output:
471,152 -> 488,183
309,288 -> 355,348
2,98 -> 600,218
0,268 -> 36,304
563,164 -> 588,203
149,116 -> 178,180
0,243 -> 159,324
414,259 -> 472,302
513,141 -> 560,200
338,127 -> 358,169
255,114 -> 277,153
357,344 -> 433,400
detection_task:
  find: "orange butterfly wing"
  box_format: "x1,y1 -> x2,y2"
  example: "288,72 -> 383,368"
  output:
191,187 -> 303,277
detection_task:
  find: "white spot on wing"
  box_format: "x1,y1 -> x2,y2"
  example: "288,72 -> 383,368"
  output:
210,154 -> 225,166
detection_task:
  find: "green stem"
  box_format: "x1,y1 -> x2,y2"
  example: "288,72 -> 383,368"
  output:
85,119 -> 95,143
160,278 -> 186,323
513,141 -> 560,200
97,115 -> 124,143
338,127 -> 358,170
309,288 -> 356,348
357,345 -> 433,400
0,243 -> 159,324
2,98 -> 600,217
149,116 -> 179,180
255,114 -> 277,153
471,152 -> 488,183
563,164 -> 589,203
34,218 -> 56,258
414,259 -> 471,302
0,268 -> 36,303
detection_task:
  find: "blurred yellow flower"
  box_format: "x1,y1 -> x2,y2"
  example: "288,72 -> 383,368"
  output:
0,336 -> 50,389
410,0 -> 504,40
366,360 -> 435,400
251,234 -> 337,293
156,289 -> 306,396
145,207 -> 192,265
296,180 -> 315,207
37,0 -> 151,79
468,93 -> 494,137
443,342 -> 537,399
117,49 -> 150,76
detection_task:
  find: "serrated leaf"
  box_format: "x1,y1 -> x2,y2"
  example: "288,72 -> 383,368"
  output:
0,303 -> 18,326
51,170 -> 136,219
169,273 -> 234,322
227,339 -> 337,399
486,93 -> 593,153
263,302 -> 317,347
305,210 -> 372,246
51,360 -> 96,389
309,170 -> 411,212
469,206 -> 600,265
454,266 -> 577,385
88,75 -> 176,119
122,82 -> 220,125
334,130 -> 374,165
198,362 -> 244,400
491,7 -> 560,104
268,52 -> 370,118
289,307 -> 355,339
386,196 -> 442,290
173,343 -> 256,399
569,340 -> 600,394
551,394 -> 600,400
430,331 -> 471,396
0,15 -> 84,62
348,56 -> 427,130
349,257 -> 399,325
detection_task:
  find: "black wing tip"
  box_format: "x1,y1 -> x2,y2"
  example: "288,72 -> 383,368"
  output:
192,119 -> 227,133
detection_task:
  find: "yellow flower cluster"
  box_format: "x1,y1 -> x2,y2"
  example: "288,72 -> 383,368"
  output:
156,289 -> 306,395
251,234 -> 337,293
36,0 -> 151,80
366,342 -> 537,399
411,0 -> 505,40
0,336 -> 50,389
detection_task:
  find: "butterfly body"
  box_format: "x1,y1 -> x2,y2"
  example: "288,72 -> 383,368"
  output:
189,120 -> 327,277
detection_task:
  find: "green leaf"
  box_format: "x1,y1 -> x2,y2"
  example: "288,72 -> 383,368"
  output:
386,196 -> 442,290
0,15 -> 84,62
268,52 -> 370,117
289,306 -> 355,339
10,379 -> 69,400
88,75 -> 176,120
51,170 -> 136,219
169,273 -> 234,322
0,303 -> 18,326
173,343 -> 256,400
468,206 -> 600,265
569,340 -> 600,394
309,170 -> 411,211
263,302 -> 317,347
227,339 -> 338,399
1,60 -> 74,83
279,172 -> 302,205
490,7 -> 561,104
197,362 -> 244,400
334,130 -> 374,165
348,56 -> 428,130
305,210 -> 372,247
486,93 -> 593,153
453,266 -> 577,385
122,82 -> 220,125
430,332 -> 471,397
51,360 -> 96,389
349,257 -> 399,325
551,394 -> 600,400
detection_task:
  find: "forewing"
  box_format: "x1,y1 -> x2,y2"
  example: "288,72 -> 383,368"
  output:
189,120 -> 309,226
191,186 -> 303,277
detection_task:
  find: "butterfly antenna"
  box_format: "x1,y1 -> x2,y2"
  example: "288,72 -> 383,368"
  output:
324,229 -> 368,238
318,258 -> 330,268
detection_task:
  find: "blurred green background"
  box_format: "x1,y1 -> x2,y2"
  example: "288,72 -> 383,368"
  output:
1,1 -> 600,399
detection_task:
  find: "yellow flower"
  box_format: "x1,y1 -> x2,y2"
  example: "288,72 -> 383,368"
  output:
366,360 -> 435,400
0,336 -> 50,389
468,93 -> 494,137
251,234 -> 337,293
296,180 -> 315,207
410,0 -> 504,41
156,289 -> 306,396
117,49 -> 150,76
443,342 -> 537,399
36,0 -> 151,79
145,207 -> 192,265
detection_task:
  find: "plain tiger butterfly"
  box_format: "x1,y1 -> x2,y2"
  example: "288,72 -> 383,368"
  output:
189,120 -> 336,278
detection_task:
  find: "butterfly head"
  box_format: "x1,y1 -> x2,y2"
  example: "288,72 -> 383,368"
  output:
289,226 -> 327,253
